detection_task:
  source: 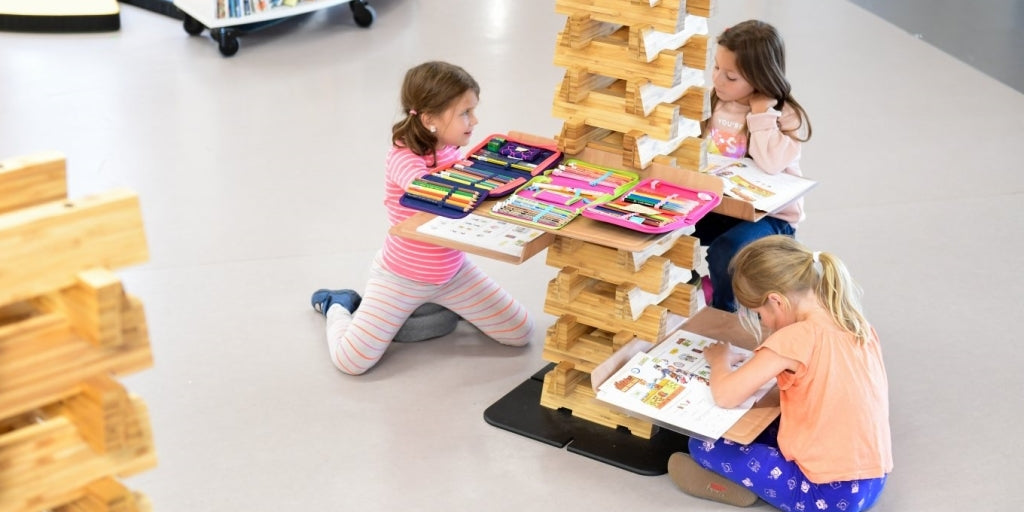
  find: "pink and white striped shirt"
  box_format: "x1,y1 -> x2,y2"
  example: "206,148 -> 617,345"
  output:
380,145 -> 466,284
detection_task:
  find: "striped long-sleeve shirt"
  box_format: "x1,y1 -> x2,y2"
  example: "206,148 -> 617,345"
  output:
380,144 -> 466,283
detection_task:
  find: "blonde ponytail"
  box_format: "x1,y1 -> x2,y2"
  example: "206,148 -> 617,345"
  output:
731,235 -> 870,343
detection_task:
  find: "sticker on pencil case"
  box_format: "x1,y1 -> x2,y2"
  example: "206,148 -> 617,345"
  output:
461,134 -> 563,197
581,178 -> 721,234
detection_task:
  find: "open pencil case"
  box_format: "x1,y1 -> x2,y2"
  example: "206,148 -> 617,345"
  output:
490,159 -> 639,229
455,134 -> 563,197
398,173 -> 490,219
581,178 -> 721,233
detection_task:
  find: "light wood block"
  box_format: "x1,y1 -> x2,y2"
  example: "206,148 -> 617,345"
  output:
628,16 -> 709,63
542,315 -> 635,372
57,478 -> 143,512
558,13 -> 620,49
0,151 -> 67,215
540,360 -> 657,438
552,80 -> 699,140
0,396 -> 155,512
651,136 -> 708,172
546,235 -> 699,294
32,268 -> 125,348
0,189 -> 148,308
0,295 -> 152,420
544,268 -> 685,343
556,68 -> 618,104
625,77 -> 705,117
556,0 -> 687,35
554,29 -> 684,88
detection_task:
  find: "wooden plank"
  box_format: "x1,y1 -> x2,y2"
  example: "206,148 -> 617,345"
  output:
32,268 -> 125,348
0,189 -> 149,307
59,477 -> 139,512
540,360 -> 657,438
543,270 -> 686,343
555,0 -> 687,34
0,295 -> 152,420
630,16 -> 709,64
552,82 -> 688,140
545,235 -> 699,295
0,396 -> 156,511
559,13 -> 620,49
554,29 -> 683,87
0,151 -> 67,215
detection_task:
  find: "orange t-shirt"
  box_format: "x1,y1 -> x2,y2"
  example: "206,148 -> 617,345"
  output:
759,311 -> 893,483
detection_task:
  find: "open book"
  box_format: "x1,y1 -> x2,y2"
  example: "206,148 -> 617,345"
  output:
594,329 -> 775,441
704,154 -> 817,215
414,213 -> 545,257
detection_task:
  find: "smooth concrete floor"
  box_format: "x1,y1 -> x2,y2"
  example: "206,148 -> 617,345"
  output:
1,1 -> 1022,510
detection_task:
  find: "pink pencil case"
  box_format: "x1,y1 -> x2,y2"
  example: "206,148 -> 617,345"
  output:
581,178 -> 721,233
490,160 -> 638,229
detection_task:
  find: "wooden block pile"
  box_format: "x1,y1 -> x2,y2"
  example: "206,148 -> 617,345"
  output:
0,153 -> 156,512
552,0 -> 716,171
539,231 -> 703,439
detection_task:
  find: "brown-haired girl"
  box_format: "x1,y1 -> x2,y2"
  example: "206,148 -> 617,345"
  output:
310,61 -> 533,375
696,19 -> 814,312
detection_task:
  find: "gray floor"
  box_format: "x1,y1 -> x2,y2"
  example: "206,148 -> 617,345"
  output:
848,0 -> 1024,94
1,1 -> 1022,510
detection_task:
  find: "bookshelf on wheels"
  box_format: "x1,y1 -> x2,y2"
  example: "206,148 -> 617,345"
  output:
174,0 -> 375,56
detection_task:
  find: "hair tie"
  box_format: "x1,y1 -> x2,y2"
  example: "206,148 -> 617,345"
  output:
812,251 -> 821,263
408,109 -> 417,116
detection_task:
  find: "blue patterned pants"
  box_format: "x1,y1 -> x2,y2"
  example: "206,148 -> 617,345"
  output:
687,424 -> 887,511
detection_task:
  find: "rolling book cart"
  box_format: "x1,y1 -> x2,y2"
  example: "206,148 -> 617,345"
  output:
173,0 -> 375,56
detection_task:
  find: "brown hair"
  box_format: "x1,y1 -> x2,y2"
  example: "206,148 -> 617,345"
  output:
730,235 -> 870,343
391,61 -> 480,165
706,20 -> 812,143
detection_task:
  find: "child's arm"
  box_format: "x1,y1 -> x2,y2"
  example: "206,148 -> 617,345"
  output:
704,342 -> 797,408
746,94 -> 803,174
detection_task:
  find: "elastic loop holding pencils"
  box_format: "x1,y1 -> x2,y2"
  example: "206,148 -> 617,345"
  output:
532,205 -> 556,223
589,171 -> 614,187
655,193 -> 677,209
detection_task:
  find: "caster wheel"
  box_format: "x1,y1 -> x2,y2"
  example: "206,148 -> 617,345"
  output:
210,27 -> 223,43
349,1 -> 375,27
219,33 -> 240,57
183,15 -> 204,35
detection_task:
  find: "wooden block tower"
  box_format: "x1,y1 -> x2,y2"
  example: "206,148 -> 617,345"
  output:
539,0 -> 717,439
552,0 -> 714,172
0,153 -> 156,511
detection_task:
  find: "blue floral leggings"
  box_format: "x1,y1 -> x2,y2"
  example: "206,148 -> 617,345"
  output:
687,423 -> 888,512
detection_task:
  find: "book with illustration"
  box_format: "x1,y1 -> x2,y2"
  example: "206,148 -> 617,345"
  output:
594,329 -> 775,441
704,154 -> 817,215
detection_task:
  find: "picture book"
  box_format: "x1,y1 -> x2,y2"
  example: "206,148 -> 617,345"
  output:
594,329 -> 775,441
414,213 -> 546,257
704,154 -> 817,214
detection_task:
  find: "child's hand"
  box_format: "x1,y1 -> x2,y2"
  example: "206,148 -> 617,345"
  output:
749,93 -> 778,114
704,342 -> 745,368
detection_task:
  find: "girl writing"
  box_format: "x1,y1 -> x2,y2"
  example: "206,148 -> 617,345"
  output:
310,61 -> 533,375
668,235 -> 892,511
696,19 -> 813,312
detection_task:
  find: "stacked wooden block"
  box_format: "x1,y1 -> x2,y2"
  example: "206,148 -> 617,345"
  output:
539,230 -> 704,439
552,0 -> 715,172
0,153 -> 156,511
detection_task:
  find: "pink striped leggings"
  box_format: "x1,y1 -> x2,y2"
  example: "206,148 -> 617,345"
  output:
325,255 -> 533,375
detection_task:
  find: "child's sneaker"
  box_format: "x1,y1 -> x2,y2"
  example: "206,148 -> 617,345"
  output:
310,289 -> 361,316
667,452 -> 758,507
